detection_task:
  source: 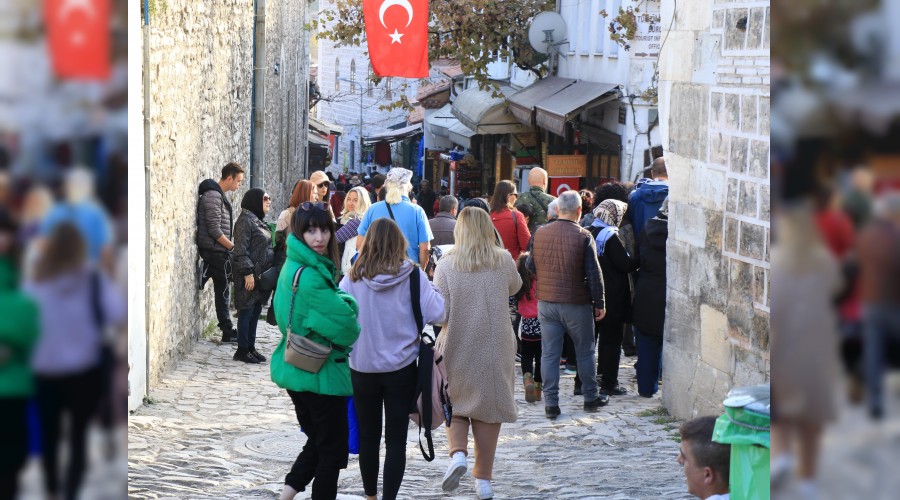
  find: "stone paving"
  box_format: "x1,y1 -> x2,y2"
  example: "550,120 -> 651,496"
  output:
128,322 -> 693,499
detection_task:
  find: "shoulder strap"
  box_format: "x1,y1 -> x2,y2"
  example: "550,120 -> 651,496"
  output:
533,192 -> 550,213
410,266 -> 423,334
286,267 -> 307,336
90,271 -> 104,329
511,209 -> 518,241
386,202 -> 396,221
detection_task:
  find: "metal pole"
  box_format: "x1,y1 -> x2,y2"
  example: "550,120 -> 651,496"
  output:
359,87 -> 363,172
250,0 -> 267,188
142,0 -> 152,405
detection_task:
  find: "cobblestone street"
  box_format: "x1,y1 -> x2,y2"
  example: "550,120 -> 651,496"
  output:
128,322 -> 692,499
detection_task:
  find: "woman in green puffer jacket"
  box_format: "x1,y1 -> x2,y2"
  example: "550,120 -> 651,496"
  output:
270,201 -> 361,500
0,225 -> 40,498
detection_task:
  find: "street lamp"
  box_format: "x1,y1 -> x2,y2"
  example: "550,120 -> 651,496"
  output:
338,77 -> 364,172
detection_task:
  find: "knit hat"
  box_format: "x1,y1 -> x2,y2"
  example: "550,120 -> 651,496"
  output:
386,167 -> 413,186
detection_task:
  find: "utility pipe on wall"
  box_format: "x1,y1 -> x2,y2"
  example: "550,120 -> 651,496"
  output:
249,0 -> 267,188
142,0 -> 152,405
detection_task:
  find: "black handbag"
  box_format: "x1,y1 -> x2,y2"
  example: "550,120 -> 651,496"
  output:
257,266 -> 279,292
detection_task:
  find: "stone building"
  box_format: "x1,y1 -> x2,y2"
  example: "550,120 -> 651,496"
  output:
658,0 -> 770,418
130,0 -> 310,410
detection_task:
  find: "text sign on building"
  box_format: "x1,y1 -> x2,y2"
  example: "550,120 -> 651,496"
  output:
632,9 -> 662,58
547,155 -> 587,177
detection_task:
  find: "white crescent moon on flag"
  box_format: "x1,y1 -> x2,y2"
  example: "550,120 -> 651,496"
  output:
58,0 -> 96,20
379,0 -> 414,29
557,184 -> 571,196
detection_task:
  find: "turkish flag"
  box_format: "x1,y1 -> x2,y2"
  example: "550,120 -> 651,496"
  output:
44,0 -> 111,80
549,177 -> 582,197
363,0 -> 429,78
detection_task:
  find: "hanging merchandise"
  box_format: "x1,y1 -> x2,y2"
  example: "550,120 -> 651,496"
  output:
374,142 -> 392,166
454,154 -> 483,199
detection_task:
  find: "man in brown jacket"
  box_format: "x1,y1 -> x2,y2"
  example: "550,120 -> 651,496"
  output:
527,190 -> 607,418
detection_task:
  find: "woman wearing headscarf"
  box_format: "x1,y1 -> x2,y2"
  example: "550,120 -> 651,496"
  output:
277,180 -> 318,232
336,186 -> 372,275
434,207 -> 521,500
232,188 -> 274,364
586,199 -> 639,399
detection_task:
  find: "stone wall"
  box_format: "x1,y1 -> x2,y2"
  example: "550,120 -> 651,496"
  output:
658,0 -> 770,419
144,0 -> 307,388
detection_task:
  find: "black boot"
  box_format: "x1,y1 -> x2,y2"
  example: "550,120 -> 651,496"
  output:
249,347 -> 267,362
233,347 -> 260,364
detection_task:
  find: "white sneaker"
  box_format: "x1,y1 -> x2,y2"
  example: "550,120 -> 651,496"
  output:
441,452 -> 467,492
475,478 -> 493,499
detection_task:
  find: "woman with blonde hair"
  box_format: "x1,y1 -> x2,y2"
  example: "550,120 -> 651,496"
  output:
433,207 -> 521,500
277,180 -> 318,232
356,167 -> 432,267
339,218 -> 444,500
336,186 -> 372,275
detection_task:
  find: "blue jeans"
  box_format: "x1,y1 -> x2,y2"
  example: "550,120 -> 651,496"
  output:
635,328 -> 663,397
863,305 -> 900,415
237,300 -> 263,349
539,301 -> 598,406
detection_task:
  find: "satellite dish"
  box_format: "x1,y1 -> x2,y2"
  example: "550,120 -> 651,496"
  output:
528,11 -> 568,54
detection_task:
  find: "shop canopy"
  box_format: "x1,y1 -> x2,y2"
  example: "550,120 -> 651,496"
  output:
448,120 -> 477,149
451,85 -> 532,135
534,81 -> 621,137
362,123 -> 423,145
308,131 -> 330,148
427,104 -> 458,137
309,117 -> 343,136
508,76 -> 577,126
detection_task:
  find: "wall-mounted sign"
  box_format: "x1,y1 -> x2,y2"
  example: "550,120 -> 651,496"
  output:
547,155 -> 587,177
632,7 -> 662,58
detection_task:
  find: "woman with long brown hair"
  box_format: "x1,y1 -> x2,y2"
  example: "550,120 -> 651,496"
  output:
24,222 -> 126,500
489,180 -> 530,261
276,180 -> 319,232
339,218 -> 444,500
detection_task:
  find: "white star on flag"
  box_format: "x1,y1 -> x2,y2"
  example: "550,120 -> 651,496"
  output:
389,29 -> 404,44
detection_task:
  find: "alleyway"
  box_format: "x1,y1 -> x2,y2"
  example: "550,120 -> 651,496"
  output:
128,322 -> 692,499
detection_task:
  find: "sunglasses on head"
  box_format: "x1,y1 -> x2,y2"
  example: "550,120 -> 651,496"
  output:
316,182 -> 329,189
263,195 -> 271,201
299,201 -> 328,212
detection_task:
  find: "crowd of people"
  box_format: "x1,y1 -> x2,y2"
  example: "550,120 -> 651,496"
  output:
194,158 -> 740,500
0,167 -> 127,499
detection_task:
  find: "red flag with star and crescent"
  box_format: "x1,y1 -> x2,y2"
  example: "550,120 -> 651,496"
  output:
45,0 -> 111,80
363,0 -> 429,77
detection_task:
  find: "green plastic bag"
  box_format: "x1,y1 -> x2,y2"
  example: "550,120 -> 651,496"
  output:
714,406 -> 770,500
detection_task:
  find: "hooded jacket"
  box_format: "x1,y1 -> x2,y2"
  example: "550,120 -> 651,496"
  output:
0,258 -> 39,397
628,180 -> 669,237
339,262 -> 445,373
196,179 -> 233,253
231,195 -> 274,310
632,212 -> 668,336
270,234 -> 360,396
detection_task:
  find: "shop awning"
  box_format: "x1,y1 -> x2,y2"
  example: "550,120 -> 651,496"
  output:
309,117 -> 343,136
535,82 -> 620,137
427,103 -> 461,138
448,120 -> 476,149
362,123 -> 423,145
451,85 -> 532,135
508,77 -> 577,126
308,131 -> 330,148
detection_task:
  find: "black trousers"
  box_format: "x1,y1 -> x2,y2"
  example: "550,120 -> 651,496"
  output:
199,249 -> 233,332
286,390 -> 349,500
597,320 -> 626,390
351,362 -> 418,500
36,367 -> 102,499
0,398 -> 29,500
520,340 -> 543,383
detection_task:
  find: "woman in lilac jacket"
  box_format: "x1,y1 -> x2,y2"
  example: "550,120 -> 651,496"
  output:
339,218 -> 445,500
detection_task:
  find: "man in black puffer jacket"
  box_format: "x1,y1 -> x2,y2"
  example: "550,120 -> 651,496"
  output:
632,197 -> 668,398
197,162 -> 244,343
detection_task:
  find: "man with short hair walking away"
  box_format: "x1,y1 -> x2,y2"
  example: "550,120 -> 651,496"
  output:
197,162 -> 244,343
527,191 -> 607,418
515,167 -> 555,232
628,157 -> 669,237
429,195 -> 458,246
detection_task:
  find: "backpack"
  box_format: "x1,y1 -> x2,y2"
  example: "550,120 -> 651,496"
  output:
408,267 -> 452,461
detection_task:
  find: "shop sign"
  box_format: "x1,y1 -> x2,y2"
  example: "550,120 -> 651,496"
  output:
547,155 -> 586,177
